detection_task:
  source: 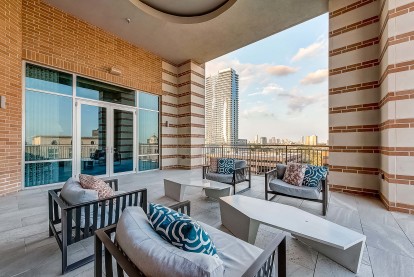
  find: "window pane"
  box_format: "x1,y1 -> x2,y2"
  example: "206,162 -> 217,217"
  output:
77,77 -> 135,106
114,109 -> 134,173
25,64 -> 72,95
139,92 -> 158,110
139,110 -> 159,155
138,156 -> 159,171
25,161 -> 72,187
81,105 -> 107,176
25,91 -> 73,161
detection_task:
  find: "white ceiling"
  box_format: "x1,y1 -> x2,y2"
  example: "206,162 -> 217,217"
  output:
43,0 -> 328,64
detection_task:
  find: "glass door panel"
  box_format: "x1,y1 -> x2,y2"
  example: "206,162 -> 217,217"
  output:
80,104 -> 107,176
113,109 -> 134,174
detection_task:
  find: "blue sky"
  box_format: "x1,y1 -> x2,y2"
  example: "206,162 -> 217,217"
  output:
206,13 -> 329,143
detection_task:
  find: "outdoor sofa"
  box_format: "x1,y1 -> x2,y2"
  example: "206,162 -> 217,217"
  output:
265,164 -> 328,215
95,201 -> 287,277
203,159 -> 251,194
48,177 -> 147,274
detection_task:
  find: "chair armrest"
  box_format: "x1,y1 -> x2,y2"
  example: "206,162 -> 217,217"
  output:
169,200 -> 191,216
242,233 -> 286,277
104,178 -> 119,191
265,168 -> 278,189
202,165 -> 210,178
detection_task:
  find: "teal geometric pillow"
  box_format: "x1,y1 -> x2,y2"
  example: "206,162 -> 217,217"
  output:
302,165 -> 328,187
217,158 -> 235,174
147,203 -> 218,257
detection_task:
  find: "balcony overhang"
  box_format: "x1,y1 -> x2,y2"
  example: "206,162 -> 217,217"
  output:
43,0 -> 328,64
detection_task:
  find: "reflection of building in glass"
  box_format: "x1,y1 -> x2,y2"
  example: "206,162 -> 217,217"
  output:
139,134 -> 159,155
205,68 -> 239,145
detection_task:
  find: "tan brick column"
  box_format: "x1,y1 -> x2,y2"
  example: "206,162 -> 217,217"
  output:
177,61 -> 205,169
329,0 -> 381,197
379,0 -> 414,214
160,60 -> 205,169
0,0 -> 23,196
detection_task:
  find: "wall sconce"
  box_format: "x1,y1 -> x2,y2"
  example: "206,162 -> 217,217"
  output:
165,121 -> 169,127
0,96 -> 5,109
109,67 -> 122,76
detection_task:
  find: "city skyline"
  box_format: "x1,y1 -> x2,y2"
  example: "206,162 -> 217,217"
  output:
206,14 -> 328,143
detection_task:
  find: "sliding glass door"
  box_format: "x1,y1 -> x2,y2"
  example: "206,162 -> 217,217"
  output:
77,101 -> 136,177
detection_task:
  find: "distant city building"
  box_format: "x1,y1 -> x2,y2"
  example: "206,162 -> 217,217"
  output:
254,135 -> 259,144
303,135 -> 318,145
205,68 -> 239,145
269,137 -> 276,144
260,137 -> 267,145
237,139 -> 248,145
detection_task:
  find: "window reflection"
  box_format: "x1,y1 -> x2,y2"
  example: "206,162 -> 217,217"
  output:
139,110 -> 159,155
26,64 -> 72,95
139,92 -> 159,110
77,77 -> 135,106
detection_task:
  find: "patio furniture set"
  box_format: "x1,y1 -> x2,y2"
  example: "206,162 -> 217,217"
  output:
47,157 -> 366,276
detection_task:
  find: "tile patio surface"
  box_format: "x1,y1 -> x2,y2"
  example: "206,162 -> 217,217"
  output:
1,169 -> 414,277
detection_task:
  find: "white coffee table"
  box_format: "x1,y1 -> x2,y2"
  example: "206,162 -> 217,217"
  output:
164,179 -> 232,201
219,195 -> 366,273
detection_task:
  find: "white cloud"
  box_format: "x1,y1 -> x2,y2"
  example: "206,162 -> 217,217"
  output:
206,57 -> 297,95
242,105 -> 275,118
266,65 -> 298,76
300,69 -> 328,85
291,38 -> 327,62
278,88 -> 326,114
248,83 -> 284,96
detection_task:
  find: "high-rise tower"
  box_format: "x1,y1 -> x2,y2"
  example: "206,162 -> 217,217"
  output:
205,68 -> 239,145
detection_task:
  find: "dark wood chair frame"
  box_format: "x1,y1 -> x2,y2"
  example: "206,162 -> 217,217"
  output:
202,165 -> 252,194
48,179 -> 147,274
95,200 -> 287,277
265,169 -> 329,216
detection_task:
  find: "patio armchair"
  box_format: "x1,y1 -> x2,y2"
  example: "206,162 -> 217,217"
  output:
48,178 -> 147,274
265,164 -> 329,216
203,159 -> 251,194
95,201 -> 287,277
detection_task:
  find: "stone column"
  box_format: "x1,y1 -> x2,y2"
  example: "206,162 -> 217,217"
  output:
328,0 -> 381,197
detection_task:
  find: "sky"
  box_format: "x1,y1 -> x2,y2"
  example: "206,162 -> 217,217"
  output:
206,13 -> 329,143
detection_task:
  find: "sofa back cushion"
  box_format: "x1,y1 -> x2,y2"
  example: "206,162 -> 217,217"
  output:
234,159 -> 246,169
210,157 -> 219,173
282,163 -> 307,186
303,165 -> 328,187
116,207 -> 225,277
217,158 -> 235,174
60,177 -> 98,205
276,164 -> 287,179
148,203 -> 218,257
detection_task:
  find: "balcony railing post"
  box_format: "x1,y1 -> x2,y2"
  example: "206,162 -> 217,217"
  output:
285,145 -> 288,164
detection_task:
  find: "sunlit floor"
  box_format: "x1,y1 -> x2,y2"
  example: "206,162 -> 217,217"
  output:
1,169 -> 414,276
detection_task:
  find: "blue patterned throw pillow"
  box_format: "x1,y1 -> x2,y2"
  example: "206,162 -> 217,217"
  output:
147,203 -> 218,257
302,165 -> 328,187
217,158 -> 235,174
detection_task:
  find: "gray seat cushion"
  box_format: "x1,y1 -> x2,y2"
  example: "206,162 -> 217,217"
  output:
116,207 -> 225,277
199,222 -> 263,277
205,172 -> 234,184
269,179 -> 320,200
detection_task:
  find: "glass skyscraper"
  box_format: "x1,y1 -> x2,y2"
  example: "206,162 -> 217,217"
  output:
205,68 -> 239,145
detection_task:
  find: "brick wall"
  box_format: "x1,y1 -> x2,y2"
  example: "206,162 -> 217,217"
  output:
21,0 -> 163,95
329,0 -> 414,214
0,0 -> 23,196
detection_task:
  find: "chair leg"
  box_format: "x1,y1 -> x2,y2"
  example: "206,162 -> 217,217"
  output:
265,190 -> 268,201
